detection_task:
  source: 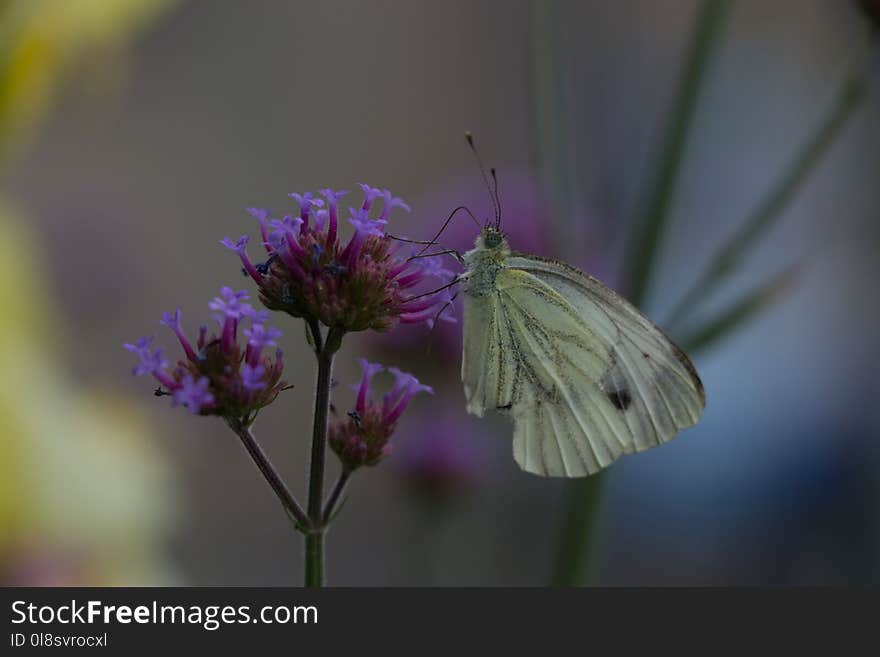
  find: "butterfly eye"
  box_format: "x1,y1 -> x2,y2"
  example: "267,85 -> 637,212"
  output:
484,232 -> 502,249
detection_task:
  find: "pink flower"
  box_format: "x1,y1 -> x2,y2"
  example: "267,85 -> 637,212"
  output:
124,289 -> 288,423
225,184 -> 457,333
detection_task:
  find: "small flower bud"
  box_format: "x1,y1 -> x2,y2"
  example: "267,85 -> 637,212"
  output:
328,360 -> 432,470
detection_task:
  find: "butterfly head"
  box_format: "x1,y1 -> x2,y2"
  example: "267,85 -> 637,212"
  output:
477,226 -> 509,254
463,226 -> 509,269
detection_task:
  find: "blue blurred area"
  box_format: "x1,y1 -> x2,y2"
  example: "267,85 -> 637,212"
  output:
7,0 -> 879,584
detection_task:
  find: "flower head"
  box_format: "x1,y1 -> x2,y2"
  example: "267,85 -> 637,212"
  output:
209,287 -> 251,320
319,188 -> 349,205
124,288 -> 288,423
239,364 -> 267,391
220,235 -> 248,255
172,375 -> 215,415
123,336 -> 168,377
313,209 -> 329,232
357,183 -> 382,210
242,306 -> 270,324
353,358 -> 385,415
329,361 -> 432,470
348,206 -> 386,237
224,184 -> 457,333
221,235 -> 265,283
379,188 -> 411,221
290,191 -> 324,216
243,322 -> 282,350
246,207 -> 270,222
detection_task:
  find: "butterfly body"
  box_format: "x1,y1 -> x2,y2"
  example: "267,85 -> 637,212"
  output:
461,227 -> 705,478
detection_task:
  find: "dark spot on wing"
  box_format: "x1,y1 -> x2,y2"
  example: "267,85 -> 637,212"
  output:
497,403 -> 512,411
607,388 -> 632,411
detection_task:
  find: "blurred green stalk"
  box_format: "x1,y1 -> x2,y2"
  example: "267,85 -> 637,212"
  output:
627,0 -> 731,306
666,69 -> 869,329
680,266 -> 797,354
527,0 -> 581,259
542,0 -> 730,586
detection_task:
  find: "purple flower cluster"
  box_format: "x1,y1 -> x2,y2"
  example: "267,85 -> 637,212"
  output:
221,184 -> 456,333
124,288 -> 287,421
329,359 -> 433,470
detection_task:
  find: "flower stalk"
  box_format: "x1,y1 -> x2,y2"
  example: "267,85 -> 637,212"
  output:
226,418 -> 310,531
322,468 -> 352,524
304,325 -> 343,588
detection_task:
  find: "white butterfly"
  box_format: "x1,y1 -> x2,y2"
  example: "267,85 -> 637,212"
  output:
460,226 -> 705,478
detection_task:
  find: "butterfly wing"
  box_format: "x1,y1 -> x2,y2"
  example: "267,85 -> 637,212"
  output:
461,289 -> 518,417
461,254 -> 705,478
505,253 -> 705,471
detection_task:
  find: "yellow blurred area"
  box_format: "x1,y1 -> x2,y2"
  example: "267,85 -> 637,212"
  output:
0,0 -> 175,161
0,201 -> 178,585
0,0 -> 178,585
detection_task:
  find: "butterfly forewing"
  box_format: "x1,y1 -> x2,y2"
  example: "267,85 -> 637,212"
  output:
498,269 -> 636,475
461,246 -> 705,478
506,254 -> 704,431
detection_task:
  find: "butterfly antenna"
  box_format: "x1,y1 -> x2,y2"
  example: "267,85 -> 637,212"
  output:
407,248 -> 464,265
415,205 -> 480,257
490,167 -> 502,229
405,277 -> 461,302
464,132 -> 500,228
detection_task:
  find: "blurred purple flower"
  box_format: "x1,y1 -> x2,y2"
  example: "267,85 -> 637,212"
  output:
391,404 -> 483,500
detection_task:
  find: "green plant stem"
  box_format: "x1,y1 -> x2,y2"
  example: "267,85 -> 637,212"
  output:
550,0 -> 729,587
551,472 -> 605,586
527,0 -> 581,258
304,326 -> 342,588
666,69 -> 869,328
226,419 -> 310,531
322,468 -> 352,525
304,533 -> 323,587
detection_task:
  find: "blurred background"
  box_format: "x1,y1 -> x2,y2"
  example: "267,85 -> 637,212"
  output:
1,0 -> 878,586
